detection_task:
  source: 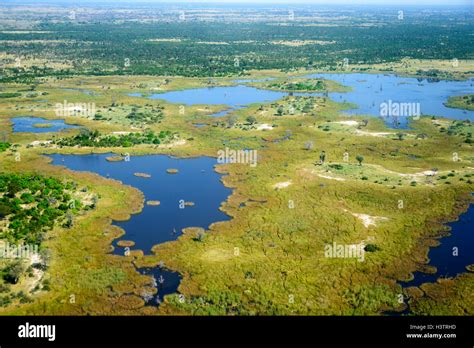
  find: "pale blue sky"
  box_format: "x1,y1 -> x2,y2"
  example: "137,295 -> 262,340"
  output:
150,0 -> 471,3
9,0 -> 472,5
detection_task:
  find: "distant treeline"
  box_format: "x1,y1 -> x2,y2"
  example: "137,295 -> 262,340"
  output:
0,16 -> 472,80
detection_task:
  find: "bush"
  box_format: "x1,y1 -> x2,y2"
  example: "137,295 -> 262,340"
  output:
0,142 -> 11,152
3,261 -> 25,284
0,92 -> 21,98
246,115 -> 257,125
0,295 -> 12,307
329,164 -> 343,170
364,244 -> 381,252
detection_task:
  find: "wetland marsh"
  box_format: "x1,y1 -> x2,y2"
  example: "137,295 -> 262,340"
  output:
0,2 -> 472,318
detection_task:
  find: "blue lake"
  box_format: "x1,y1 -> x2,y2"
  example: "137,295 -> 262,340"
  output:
403,202 -> 474,288
305,73 -> 474,128
128,73 -> 473,126
48,153 -> 232,254
129,85 -> 288,117
138,266 -> 181,306
11,116 -> 81,133
48,153 -> 232,304
133,85 -> 287,105
210,106 -> 245,117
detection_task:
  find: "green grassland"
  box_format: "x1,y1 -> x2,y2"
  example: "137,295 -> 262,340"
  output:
408,272 -> 474,315
0,71 -> 473,315
250,78 -> 351,93
445,94 -> 474,112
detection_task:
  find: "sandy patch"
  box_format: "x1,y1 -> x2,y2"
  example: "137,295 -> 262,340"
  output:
0,40 -> 75,45
256,123 -> 274,131
233,40 -> 257,44
196,41 -> 229,45
300,168 -> 347,182
163,139 -> 186,148
0,31 -> 52,34
402,170 -> 437,177
270,40 -> 336,46
273,180 -> 292,189
351,213 -> 388,228
147,38 -> 182,43
29,140 -> 52,146
334,120 -> 359,126
431,119 -> 450,127
27,253 -> 44,292
75,191 -> 96,207
354,129 -> 394,137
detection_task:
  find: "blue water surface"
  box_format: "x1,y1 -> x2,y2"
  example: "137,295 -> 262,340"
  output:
12,116 -> 81,133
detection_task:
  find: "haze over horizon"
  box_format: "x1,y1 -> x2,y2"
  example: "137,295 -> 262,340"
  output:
1,0 -> 472,6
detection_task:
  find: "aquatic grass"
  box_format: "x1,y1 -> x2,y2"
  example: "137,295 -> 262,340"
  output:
0,73 -> 473,315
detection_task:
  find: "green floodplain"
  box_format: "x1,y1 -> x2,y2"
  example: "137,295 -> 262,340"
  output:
0,3 -> 473,316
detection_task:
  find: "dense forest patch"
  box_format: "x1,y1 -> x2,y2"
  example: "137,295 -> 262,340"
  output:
52,129 -> 174,148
